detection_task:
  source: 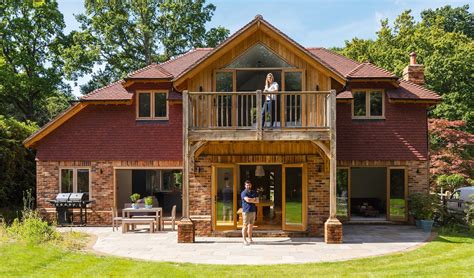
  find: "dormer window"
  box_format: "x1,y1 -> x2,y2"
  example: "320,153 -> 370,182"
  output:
136,91 -> 168,120
352,90 -> 384,119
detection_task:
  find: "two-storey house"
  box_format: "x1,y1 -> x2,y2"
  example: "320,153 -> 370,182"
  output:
24,16 -> 440,243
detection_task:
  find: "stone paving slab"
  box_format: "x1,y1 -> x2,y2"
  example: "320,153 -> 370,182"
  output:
59,225 -> 430,265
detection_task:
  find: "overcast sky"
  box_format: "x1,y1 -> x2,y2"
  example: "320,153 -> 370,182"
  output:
57,0 -> 469,96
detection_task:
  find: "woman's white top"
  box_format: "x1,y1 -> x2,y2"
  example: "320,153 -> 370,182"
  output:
264,82 -> 279,101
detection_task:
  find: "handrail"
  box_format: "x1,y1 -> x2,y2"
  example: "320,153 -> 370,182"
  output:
186,90 -> 333,130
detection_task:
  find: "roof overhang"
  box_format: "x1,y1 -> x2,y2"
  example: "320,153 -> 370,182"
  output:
172,15 -> 347,87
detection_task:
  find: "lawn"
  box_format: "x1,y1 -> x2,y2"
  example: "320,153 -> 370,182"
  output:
1,232 -> 473,277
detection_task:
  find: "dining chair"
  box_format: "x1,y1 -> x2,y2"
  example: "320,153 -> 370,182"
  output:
111,207 -> 123,231
163,205 -> 176,231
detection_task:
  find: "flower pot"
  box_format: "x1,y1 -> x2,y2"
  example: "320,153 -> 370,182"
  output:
415,219 -> 421,228
420,220 -> 434,233
145,205 -> 152,209
131,203 -> 139,209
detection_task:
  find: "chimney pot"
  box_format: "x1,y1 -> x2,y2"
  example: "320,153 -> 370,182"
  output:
409,52 -> 417,65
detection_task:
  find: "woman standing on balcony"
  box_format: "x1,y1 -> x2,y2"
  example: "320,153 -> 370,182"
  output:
263,73 -> 279,127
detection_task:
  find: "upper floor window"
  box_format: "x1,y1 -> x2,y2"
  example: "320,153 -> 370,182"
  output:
352,90 -> 384,119
137,91 -> 168,120
60,168 -> 91,199
225,43 -> 293,69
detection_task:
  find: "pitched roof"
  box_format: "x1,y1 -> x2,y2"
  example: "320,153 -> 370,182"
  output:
126,63 -> 173,79
387,80 -> 441,101
346,62 -> 398,79
306,48 -> 359,77
81,80 -> 131,101
161,48 -> 212,76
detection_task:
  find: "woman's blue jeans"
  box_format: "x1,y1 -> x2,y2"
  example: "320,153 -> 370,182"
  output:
262,100 -> 275,127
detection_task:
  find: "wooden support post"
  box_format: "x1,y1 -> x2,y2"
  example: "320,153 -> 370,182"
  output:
182,90 -> 190,218
325,89 -> 343,243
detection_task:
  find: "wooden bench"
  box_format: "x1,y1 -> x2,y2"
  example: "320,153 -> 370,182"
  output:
122,218 -> 155,233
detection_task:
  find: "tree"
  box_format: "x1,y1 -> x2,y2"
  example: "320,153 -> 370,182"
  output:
429,119 -> 474,189
0,116 -> 37,208
340,6 -> 474,125
64,0 -> 229,94
0,0 -> 73,125
421,4 -> 474,39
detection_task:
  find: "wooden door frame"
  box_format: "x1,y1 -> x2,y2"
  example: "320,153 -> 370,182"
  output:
282,163 -> 307,231
336,167 -> 351,221
211,164 -> 238,231
387,166 -> 408,222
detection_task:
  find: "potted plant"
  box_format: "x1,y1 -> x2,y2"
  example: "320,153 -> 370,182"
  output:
144,196 -> 153,209
130,193 -> 140,209
412,193 -> 437,233
409,193 -> 425,228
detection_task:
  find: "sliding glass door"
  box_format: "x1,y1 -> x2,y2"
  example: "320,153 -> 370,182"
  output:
388,167 -> 408,221
282,164 -> 307,231
212,165 -> 237,230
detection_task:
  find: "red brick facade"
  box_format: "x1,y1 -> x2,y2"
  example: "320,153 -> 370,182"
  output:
337,98 -> 429,161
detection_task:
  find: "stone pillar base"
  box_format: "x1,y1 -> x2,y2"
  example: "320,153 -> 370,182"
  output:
177,218 -> 195,243
324,218 -> 343,244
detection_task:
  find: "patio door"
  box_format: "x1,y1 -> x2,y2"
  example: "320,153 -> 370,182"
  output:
387,167 -> 408,221
282,164 -> 307,231
212,165 -> 237,230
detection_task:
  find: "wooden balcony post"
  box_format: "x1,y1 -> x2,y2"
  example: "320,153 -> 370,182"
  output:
182,90 -> 190,218
256,90 -> 262,139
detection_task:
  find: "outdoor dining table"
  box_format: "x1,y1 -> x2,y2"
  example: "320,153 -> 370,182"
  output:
122,207 -> 163,231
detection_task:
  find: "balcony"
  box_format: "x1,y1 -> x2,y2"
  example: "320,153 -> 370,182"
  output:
183,90 -> 336,142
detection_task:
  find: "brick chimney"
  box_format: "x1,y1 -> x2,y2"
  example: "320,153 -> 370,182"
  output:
402,52 -> 424,85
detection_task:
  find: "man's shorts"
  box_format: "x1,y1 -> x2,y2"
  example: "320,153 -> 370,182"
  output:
242,211 -> 256,225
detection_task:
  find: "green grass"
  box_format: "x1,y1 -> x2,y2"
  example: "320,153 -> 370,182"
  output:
0,232 -> 473,277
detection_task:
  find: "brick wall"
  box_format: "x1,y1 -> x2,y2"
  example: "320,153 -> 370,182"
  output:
337,98 -> 429,161
36,160 -> 181,225
35,102 -> 183,161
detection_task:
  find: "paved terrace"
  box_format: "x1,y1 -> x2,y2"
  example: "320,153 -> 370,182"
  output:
60,225 -> 430,265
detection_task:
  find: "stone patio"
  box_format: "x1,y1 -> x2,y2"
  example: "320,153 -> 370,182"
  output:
60,225 -> 431,265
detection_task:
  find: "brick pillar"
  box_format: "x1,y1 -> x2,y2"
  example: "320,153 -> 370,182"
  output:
324,218 -> 343,244
177,218 -> 195,243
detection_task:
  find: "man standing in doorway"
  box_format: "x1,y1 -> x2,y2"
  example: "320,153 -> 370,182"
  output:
241,180 -> 258,245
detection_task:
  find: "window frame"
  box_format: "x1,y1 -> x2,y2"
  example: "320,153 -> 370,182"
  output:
58,167 -> 92,199
351,89 -> 385,119
136,90 -> 169,120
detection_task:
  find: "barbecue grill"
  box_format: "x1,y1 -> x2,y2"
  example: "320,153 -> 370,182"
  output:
48,193 -> 92,226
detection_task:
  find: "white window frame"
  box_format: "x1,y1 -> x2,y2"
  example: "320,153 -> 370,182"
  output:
351,89 -> 385,119
59,167 -> 92,199
136,90 -> 169,120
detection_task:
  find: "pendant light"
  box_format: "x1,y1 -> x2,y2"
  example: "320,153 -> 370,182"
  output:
255,165 -> 265,177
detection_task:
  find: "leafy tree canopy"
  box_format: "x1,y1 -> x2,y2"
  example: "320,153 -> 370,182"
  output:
0,0 -> 73,125
340,5 -> 474,125
63,0 -> 230,94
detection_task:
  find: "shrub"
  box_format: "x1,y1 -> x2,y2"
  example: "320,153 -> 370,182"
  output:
7,210 -> 60,245
409,192 -> 439,219
130,193 -> 140,203
144,196 -> 153,206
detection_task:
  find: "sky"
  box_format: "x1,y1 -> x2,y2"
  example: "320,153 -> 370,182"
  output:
56,0 -> 470,96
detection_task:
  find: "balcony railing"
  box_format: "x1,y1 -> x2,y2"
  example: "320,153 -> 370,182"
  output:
185,90 -> 332,131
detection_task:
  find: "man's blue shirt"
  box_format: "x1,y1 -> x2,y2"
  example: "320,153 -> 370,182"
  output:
241,189 -> 257,212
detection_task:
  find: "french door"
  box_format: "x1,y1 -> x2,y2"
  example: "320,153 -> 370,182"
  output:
282,164 -> 307,231
387,167 -> 408,221
212,165 -> 237,230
